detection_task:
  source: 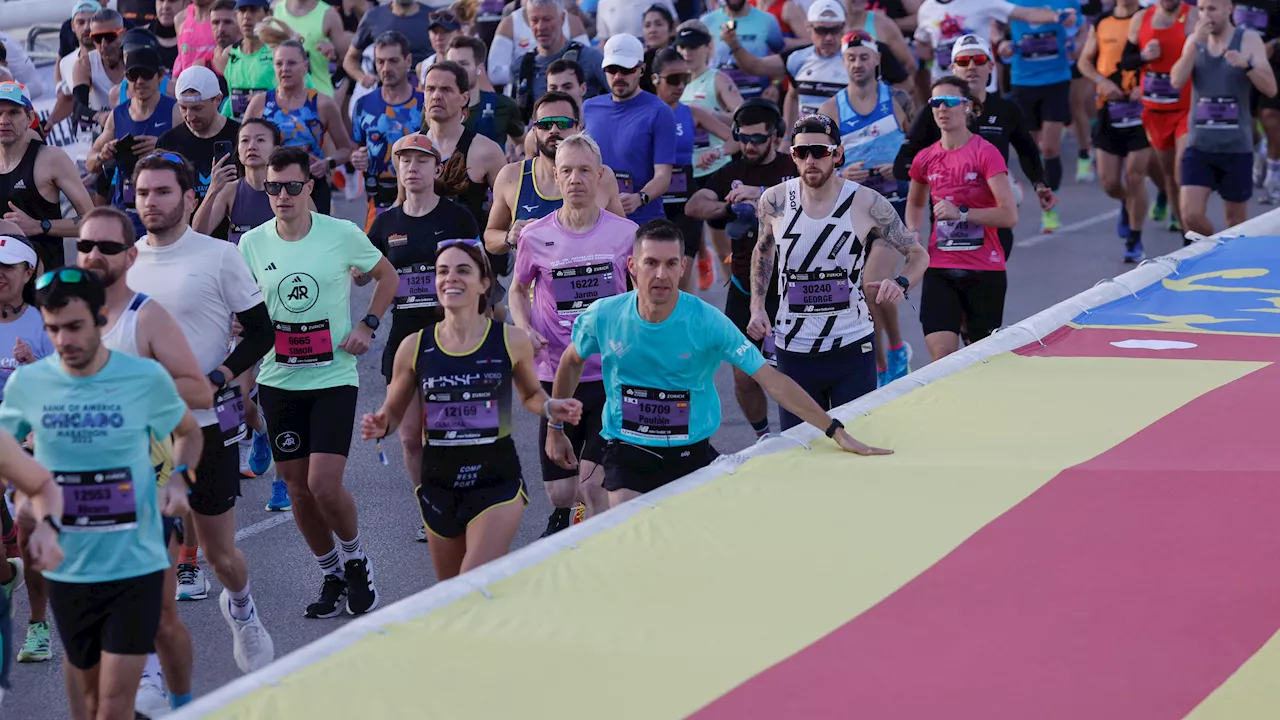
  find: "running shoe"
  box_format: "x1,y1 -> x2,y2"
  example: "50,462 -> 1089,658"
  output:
697,254 -> 714,291
1264,166 -> 1280,205
416,524 -> 428,542
1076,156 -> 1095,182
16,620 -> 51,662
176,563 -> 209,601
1,557 -> 22,615
877,369 -> 889,387
1254,141 -> 1268,188
886,342 -> 911,382
571,503 -> 586,525
249,430 -> 272,476
344,558 -> 379,616
540,507 -> 571,538
134,669 -> 170,718
1116,204 -> 1130,239
1123,241 -> 1145,264
304,574 -> 348,619
220,589 -> 275,673
265,479 -> 291,512
1150,193 -> 1168,222
238,437 -> 255,478
1168,217 -> 1182,233
1040,208 -> 1061,233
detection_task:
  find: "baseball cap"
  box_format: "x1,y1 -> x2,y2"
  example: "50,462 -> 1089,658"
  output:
0,235 -> 37,267
428,8 -> 461,30
234,0 -> 270,8
841,29 -> 879,54
71,0 -> 102,15
0,82 -> 29,109
726,203 -> 758,241
952,34 -> 993,59
122,27 -> 160,52
601,34 -> 645,69
125,47 -> 162,73
176,66 -> 222,101
394,133 -> 442,161
806,0 -> 846,24
791,113 -> 840,144
674,20 -> 712,47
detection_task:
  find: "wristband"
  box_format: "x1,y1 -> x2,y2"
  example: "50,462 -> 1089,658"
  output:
549,422 -> 565,431
542,398 -> 553,420
825,418 -> 844,438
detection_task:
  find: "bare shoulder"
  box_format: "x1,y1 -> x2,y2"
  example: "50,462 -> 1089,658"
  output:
759,182 -> 788,218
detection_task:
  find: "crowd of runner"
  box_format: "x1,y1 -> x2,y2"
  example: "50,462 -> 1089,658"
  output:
0,0 -> 1274,714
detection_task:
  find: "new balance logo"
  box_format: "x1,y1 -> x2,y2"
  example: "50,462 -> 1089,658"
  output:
264,262 -> 277,271
12,180 -> 24,190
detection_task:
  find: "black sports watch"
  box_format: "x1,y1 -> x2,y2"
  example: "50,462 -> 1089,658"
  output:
958,205 -> 970,224
638,191 -> 650,206
893,275 -> 910,296
40,219 -> 51,234
825,418 -> 844,438
43,514 -> 62,535
361,314 -> 380,331
208,368 -> 227,387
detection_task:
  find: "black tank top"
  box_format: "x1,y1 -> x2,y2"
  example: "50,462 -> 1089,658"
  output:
0,142 -> 65,269
436,128 -> 508,275
414,319 -> 514,447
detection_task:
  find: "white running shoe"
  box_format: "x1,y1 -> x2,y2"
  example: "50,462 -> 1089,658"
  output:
175,564 -> 210,601
238,437 -> 254,477
1265,165 -> 1280,205
220,589 -> 275,673
1254,142 -> 1268,188
134,669 -> 170,718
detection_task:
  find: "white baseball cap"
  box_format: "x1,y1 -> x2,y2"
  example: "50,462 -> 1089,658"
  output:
601,34 -> 645,70
0,236 -> 38,267
807,0 -> 846,24
176,66 -> 222,102
951,34 -> 993,60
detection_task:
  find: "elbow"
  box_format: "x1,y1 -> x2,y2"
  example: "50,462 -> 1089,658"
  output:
185,383 -> 214,411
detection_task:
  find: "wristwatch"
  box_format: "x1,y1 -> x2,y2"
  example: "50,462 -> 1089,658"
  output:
958,205 -> 970,223
893,275 -> 910,296
327,158 -> 338,171
638,191 -> 651,206
825,418 -> 845,438
361,314 -> 380,331
39,219 -> 51,234
207,368 -> 227,387
43,514 -> 62,535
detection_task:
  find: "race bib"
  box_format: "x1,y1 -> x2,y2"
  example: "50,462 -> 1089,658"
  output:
230,89 -> 262,118
620,385 -> 691,441
786,268 -> 851,317
1106,100 -> 1143,129
394,264 -> 437,310
616,170 -> 635,195
57,468 -> 137,532
552,262 -> 616,315
1019,31 -> 1060,60
935,219 -> 986,251
273,319 -> 334,367
693,125 -> 711,147
1194,96 -> 1239,128
1142,72 -> 1180,103
1233,5 -> 1268,30
664,167 -> 691,202
214,385 -> 247,447
423,387 -> 500,446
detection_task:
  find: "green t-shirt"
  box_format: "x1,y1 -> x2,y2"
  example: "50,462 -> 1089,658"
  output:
221,45 -> 316,120
239,212 -> 383,391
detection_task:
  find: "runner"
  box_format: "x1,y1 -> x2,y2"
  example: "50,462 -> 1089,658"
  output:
509,0 -> 606,121
1078,0 -> 1153,261
511,133 -> 636,529
547,218 -> 891,506
1,265 -> 204,720
915,0 -> 1072,86
49,1 -> 119,130
172,0 -> 217,75
487,0 -> 591,92
905,77 -> 1019,361
127,152 -> 276,671
364,133 -> 479,541
1170,0 -> 1275,238
342,0 -> 434,87
698,0 -> 785,101
350,32 -> 424,231
158,67 -> 242,240
238,145 -> 398,619
641,4 -> 678,91
216,0 -> 273,122
209,0 -> 243,82
69,9 -> 128,131
361,239 -> 583,578
1239,0 -> 1280,202
835,0 -> 920,85
447,36 -> 525,149
748,114 -> 928,428
272,0 -> 348,97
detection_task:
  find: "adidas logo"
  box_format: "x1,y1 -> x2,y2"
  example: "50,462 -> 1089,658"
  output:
264,262 -> 277,271
12,180 -> 24,190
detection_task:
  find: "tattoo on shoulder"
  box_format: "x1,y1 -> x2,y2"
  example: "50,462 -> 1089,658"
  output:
760,187 -> 786,219
868,193 -> 919,253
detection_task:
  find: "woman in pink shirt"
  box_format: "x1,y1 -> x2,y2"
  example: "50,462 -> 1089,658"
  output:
906,75 -> 1018,362
172,0 -> 217,75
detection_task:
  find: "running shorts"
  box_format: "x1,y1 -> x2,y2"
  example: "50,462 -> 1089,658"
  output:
538,380 -> 607,483
724,282 -> 779,351
417,436 -> 527,539
48,570 -> 165,670
1011,80 -> 1073,130
920,267 -> 1008,342
775,333 -> 878,431
601,438 -> 718,495
1093,115 -> 1150,157
257,385 -> 359,461
190,424 -> 242,516
1143,109 -> 1189,151
1180,147 -> 1253,203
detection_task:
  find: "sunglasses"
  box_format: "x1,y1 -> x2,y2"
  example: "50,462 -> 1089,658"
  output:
428,9 -> 457,23
842,30 -> 874,47
126,67 -> 157,82
738,132 -> 773,146
952,54 -> 990,67
77,239 -> 129,255
605,65 -> 640,75
791,143 -> 838,160
533,116 -> 577,131
90,30 -> 123,45
660,72 -> 691,86
264,181 -> 307,196
437,238 -> 483,251
143,151 -> 187,167
812,25 -> 844,36
36,267 -> 85,291
928,95 -> 970,108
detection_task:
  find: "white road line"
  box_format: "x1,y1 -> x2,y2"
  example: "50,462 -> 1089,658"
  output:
1016,208 -> 1122,248
196,512 -> 295,562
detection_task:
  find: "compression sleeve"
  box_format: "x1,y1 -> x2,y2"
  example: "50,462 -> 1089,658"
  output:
488,34 -> 514,87
1007,102 -> 1047,186
223,303 -> 273,378
1118,41 -> 1144,70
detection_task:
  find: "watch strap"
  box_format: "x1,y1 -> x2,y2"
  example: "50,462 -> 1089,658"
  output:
825,418 -> 844,438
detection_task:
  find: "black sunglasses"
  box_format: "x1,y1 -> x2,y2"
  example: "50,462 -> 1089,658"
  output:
791,143 -> 838,160
661,72 -> 691,86
533,116 -> 577,131
77,239 -> 130,255
605,65 -> 640,75
90,30 -> 122,45
738,132 -> 772,146
126,67 -> 157,82
264,181 -> 307,196
812,26 -> 844,36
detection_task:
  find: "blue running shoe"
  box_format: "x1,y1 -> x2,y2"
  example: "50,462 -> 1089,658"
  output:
249,431 -> 272,476
1123,241 -> 1145,264
877,369 -> 889,387
1117,204 -> 1130,239
266,479 -> 291,512
886,342 -> 911,382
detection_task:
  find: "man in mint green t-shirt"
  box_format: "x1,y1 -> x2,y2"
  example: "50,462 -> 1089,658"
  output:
238,146 -> 397,619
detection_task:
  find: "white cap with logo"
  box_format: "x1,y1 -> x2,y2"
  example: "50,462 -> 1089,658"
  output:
806,0 -> 846,24
951,34 -> 993,60
176,66 -> 222,102
0,236 -> 38,267
601,34 -> 645,70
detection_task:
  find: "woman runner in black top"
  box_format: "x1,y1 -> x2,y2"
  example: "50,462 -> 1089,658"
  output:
360,239 -> 581,581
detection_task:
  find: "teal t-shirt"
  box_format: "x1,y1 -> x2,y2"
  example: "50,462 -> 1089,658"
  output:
0,352 -> 186,584
572,291 -> 766,447
239,212 -> 384,391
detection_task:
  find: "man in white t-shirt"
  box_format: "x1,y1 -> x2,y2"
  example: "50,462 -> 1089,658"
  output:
595,0 -> 678,43
914,0 -> 1071,82
126,151 -> 276,674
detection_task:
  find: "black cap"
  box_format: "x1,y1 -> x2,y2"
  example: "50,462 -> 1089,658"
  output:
428,9 -> 461,31
675,27 -> 712,47
122,26 -> 160,52
125,47 -> 162,72
791,113 -> 840,144
726,203 -> 757,241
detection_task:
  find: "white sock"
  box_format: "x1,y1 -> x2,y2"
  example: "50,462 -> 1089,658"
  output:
227,582 -> 254,621
338,533 -> 367,564
144,653 -> 162,676
316,547 -> 344,579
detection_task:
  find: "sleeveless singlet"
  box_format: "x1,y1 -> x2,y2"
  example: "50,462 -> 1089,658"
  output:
414,320 -> 515,447
1189,26 -> 1253,153
1094,11 -> 1143,128
786,46 -> 846,116
436,128 -> 491,229
173,4 -> 216,76
1138,3 -> 1192,111
835,84 -> 906,199
666,104 -> 695,206
0,142 -> 64,268
229,181 -> 274,245
224,45 -> 276,120
680,68 -> 730,177
111,96 -> 178,237
275,0 -> 336,96
262,89 -> 327,161
513,158 -> 563,222
102,293 -> 149,355
772,178 -> 873,354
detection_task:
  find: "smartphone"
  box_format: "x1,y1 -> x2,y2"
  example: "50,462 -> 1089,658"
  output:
213,140 -> 234,163
118,133 -> 136,152
726,19 -> 736,31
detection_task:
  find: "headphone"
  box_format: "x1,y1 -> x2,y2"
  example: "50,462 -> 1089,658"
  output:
732,98 -> 785,142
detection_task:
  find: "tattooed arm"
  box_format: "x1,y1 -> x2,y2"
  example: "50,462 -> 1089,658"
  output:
745,184 -> 786,340
892,88 -> 917,130
861,191 -> 930,299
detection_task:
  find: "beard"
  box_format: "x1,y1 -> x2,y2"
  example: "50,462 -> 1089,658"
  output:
801,164 -> 834,188
84,258 -> 124,288
536,137 -> 559,160
141,204 -> 185,236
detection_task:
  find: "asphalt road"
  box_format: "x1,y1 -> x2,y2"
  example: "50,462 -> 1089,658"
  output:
5,160 -> 1269,719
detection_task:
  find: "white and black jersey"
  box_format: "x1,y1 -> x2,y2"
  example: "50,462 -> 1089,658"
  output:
773,178 -> 874,354
784,47 -> 848,117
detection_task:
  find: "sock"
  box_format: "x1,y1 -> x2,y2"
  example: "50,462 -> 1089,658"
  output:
144,653 -> 162,676
338,533 -> 367,565
1127,229 -> 1142,250
1078,148 -> 1090,160
316,547 -> 344,580
178,545 -> 198,568
1045,156 -> 1063,191
169,692 -> 192,709
750,417 -> 770,438
227,582 -> 254,622
1156,191 -> 1168,207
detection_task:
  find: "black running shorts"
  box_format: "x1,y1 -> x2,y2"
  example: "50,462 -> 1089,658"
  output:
47,570 -> 165,670
538,380 -> 607,483
601,439 -> 718,495
257,385 -> 359,461
190,424 -> 241,516
920,267 -> 1008,342
417,436 -> 527,539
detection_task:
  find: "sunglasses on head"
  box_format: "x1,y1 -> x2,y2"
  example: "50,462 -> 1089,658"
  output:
660,72 -> 691,86
605,65 -> 640,75
533,116 -> 576,131
953,54 -> 990,67
90,29 -> 122,45
143,151 -> 187,166
77,239 -> 129,255
126,67 -> 157,82
264,180 -> 307,196
791,143 -> 838,160
928,95 -> 970,108
35,267 -> 86,291
428,9 -> 457,22
437,238 -> 483,251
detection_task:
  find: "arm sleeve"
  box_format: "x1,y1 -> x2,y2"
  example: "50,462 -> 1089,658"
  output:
1006,102 -> 1046,185
1118,41 -> 1144,70
895,109 -> 941,181
711,306 -> 766,374
652,104 -> 678,166
147,367 -> 188,440
223,303 -> 274,378
570,300 -> 603,359
488,34 -> 515,86
878,42 -> 910,85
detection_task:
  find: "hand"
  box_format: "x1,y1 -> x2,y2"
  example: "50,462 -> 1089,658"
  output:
230,316 -> 243,337
99,138 -> 118,163
1035,184 -> 1057,210
865,279 -> 905,306
725,184 -> 763,203
832,427 -> 894,456
13,338 -> 34,364
1059,8 -> 1077,27
4,203 -> 40,236
840,161 -> 869,182
1129,84 -> 1143,102
360,72 -> 378,88
720,23 -> 741,52
351,146 -> 370,172
132,135 -> 158,157
544,428 -> 579,471
746,307 -> 772,341
207,154 -> 238,196
762,85 -> 781,103
317,39 -> 336,60
1141,39 -> 1161,62
1192,18 -> 1211,46
998,40 -> 1015,59
339,324 -> 374,355
619,192 -> 642,215
526,326 -> 549,355
159,477 -> 191,517
309,156 -> 330,178
933,198 -> 960,221
873,163 -> 896,182
1225,49 -> 1251,69
696,149 -> 721,170
24,522 -> 63,572
1098,78 -> 1125,101
360,409 -> 389,440
547,398 -> 583,425
507,218 -> 530,247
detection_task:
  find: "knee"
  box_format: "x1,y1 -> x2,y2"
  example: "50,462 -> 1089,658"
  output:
204,544 -> 244,579
1101,177 -> 1125,199
545,479 -> 577,508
